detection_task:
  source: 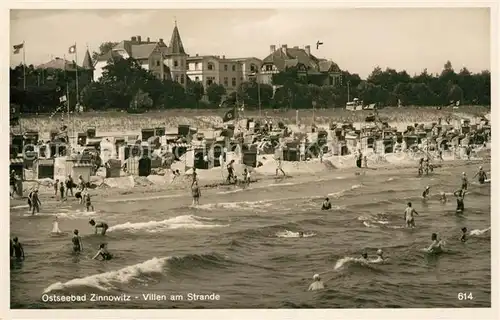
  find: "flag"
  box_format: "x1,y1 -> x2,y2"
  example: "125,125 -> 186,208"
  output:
68,44 -> 76,54
13,43 -> 24,54
59,95 -> 67,103
316,41 -> 324,49
223,108 -> 235,122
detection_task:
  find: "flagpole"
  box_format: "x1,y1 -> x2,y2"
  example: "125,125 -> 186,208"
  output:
75,43 -> 79,107
64,54 -> 70,123
22,41 -> 26,90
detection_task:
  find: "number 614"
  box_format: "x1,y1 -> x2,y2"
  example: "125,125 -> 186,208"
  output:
457,292 -> 473,300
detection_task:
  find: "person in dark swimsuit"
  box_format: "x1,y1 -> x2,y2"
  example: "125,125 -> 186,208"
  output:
59,182 -> 65,201
72,229 -> 83,253
460,227 -> 468,242
422,186 -> 430,199
12,237 -> 25,260
473,166 -> 487,184
191,168 -> 198,187
461,172 -> 468,191
66,175 -> 74,197
92,243 -> 113,261
85,193 -> 94,212
454,189 -> 466,212
321,197 -> 332,210
27,190 -> 34,211
89,219 -> 109,235
31,190 -> 41,215
227,160 -> 236,183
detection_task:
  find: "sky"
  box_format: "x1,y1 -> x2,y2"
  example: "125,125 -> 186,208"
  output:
10,8 -> 491,78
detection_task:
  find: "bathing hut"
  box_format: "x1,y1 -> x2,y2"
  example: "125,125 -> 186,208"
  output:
33,158 -> 55,180
141,128 -> 155,141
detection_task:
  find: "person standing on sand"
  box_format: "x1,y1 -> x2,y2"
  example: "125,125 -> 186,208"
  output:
191,168 -> 198,187
54,179 -> 60,199
275,157 -> 286,177
461,172 -> 468,191
66,175 -> 74,197
59,181 -> 65,201
31,190 -> 41,215
356,150 -> 363,169
226,160 -> 236,183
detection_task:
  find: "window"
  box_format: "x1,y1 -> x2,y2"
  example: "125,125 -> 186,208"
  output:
180,75 -> 184,84
265,65 -> 273,71
232,65 -> 236,71
156,60 -> 160,67
208,63 -> 214,70
174,60 -> 178,67
186,63 -> 190,70
223,77 -> 228,87
195,62 -> 199,70
195,76 -> 200,82
175,75 -> 179,82
250,64 -> 257,72
224,64 -> 228,71
232,77 -> 236,87
206,77 -> 215,86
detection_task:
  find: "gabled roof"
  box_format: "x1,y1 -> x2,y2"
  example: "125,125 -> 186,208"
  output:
262,46 -> 339,73
37,57 -> 80,71
96,50 -> 122,62
131,43 -> 157,60
82,49 -> 94,70
167,25 -> 186,55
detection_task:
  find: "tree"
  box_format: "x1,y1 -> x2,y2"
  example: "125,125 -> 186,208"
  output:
80,82 -> 106,111
92,41 -> 119,62
185,82 -> 205,108
237,80 -> 273,108
129,89 -> 153,113
206,83 -> 226,105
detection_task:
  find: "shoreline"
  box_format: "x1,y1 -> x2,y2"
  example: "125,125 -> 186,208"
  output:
10,153 -> 488,208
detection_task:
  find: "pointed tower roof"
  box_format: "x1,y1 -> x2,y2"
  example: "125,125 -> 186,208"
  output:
167,22 -> 186,55
82,49 -> 94,70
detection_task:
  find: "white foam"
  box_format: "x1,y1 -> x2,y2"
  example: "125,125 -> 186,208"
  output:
105,193 -> 183,203
334,257 -> 369,270
276,230 -> 316,238
43,257 -> 168,293
470,227 -> 490,236
107,215 -> 227,232
11,204 -> 29,209
51,221 -> 62,233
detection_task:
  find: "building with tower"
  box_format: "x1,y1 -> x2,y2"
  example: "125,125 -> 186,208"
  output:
164,21 -> 188,88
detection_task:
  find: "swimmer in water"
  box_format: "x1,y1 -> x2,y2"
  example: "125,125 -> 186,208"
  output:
460,227 -> 468,242
454,188 -> 466,212
422,186 -> 430,199
376,249 -> 385,261
473,166 -> 487,184
361,252 -> 368,260
321,197 -> 332,210
308,274 -> 325,291
440,192 -> 447,203
89,219 -> 109,235
404,202 -> 419,228
298,231 -> 304,238
92,243 -> 113,261
461,172 -> 468,191
72,229 -> 83,252
427,233 -> 442,253
12,237 -> 25,260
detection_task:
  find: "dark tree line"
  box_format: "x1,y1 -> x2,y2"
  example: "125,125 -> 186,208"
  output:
10,56 -> 490,115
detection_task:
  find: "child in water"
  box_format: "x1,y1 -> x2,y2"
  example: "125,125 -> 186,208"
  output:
460,227 -> 468,242
191,181 -> 201,206
440,192 -> 447,203
427,233 -> 443,253
422,186 -> 430,199
92,243 -> 112,261
321,197 -> 332,210
72,229 -> 83,253
85,193 -> 94,212
89,219 -> 109,235
12,237 -> 25,260
51,216 -> 62,234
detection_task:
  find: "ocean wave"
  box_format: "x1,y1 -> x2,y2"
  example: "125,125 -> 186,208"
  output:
327,184 -> 363,198
333,256 -> 384,271
104,193 -> 184,203
107,215 -> 228,233
43,256 -> 168,293
43,253 -> 231,294
276,230 -> 316,238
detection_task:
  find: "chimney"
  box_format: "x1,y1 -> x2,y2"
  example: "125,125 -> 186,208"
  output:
159,38 -> 164,44
131,36 -> 137,42
281,44 -> 288,54
196,53 -> 199,57
305,45 -> 311,56
222,55 -> 225,59
137,36 -> 142,43
147,37 -> 150,42
270,45 -> 276,53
